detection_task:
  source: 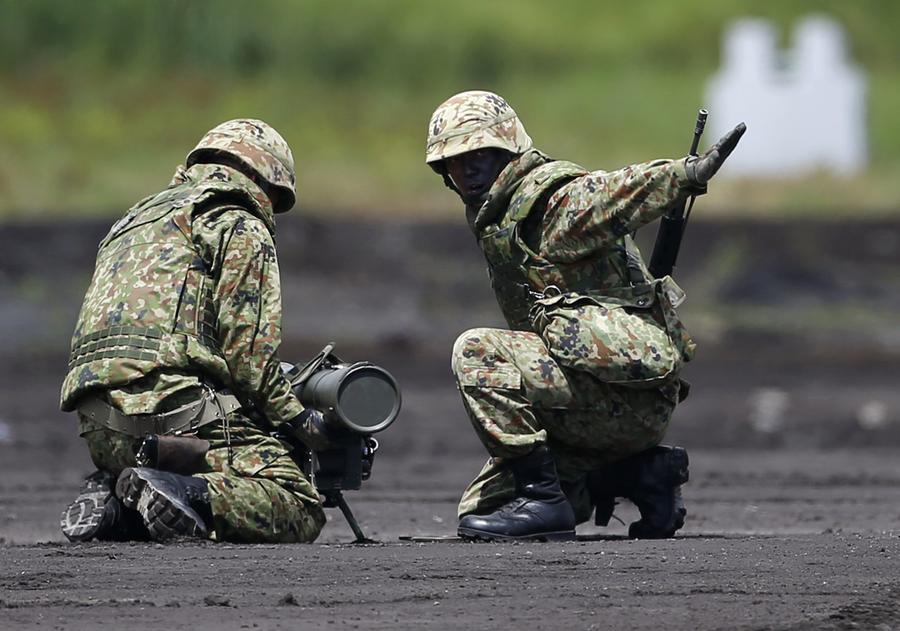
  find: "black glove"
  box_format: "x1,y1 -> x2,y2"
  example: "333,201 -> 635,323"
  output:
685,122 -> 747,186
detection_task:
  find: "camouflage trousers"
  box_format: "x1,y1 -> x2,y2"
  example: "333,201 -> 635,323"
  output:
79,411 -> 326,543
451,327 -> 682,523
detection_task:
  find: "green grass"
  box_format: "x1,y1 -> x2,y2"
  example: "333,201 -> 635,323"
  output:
0,0 -> 898,220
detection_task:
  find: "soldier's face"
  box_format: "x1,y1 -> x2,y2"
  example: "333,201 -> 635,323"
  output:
444,148 -> 512,206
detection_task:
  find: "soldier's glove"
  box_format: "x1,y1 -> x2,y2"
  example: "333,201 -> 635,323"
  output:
291,408 -> 340,451
290,408 -> 353,451
685,122 -> 747,186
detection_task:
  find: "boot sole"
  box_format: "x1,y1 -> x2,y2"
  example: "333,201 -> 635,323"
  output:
116,468 -> 208,541
60,484 -> 113,542
457,527 -> 576,542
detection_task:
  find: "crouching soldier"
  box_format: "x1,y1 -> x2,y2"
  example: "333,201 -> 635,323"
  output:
59,119 -> 330,543
425,91 -> 745,541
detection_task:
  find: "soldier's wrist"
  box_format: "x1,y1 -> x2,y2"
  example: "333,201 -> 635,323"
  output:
682,157 -> 708,194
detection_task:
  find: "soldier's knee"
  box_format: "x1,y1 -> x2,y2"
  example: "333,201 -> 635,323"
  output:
289,501 -> 326,543
451,327 -> 500,379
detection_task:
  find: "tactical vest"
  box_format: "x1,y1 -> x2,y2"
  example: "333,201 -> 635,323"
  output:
477,160 -> 655,331
60,165 -> 271,411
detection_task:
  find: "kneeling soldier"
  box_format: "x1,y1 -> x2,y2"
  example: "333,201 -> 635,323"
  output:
60,119 -> 329,543
425,91 -> 745,541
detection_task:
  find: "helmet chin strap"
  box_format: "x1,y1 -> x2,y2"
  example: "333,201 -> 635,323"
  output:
433,163 -> 462,196
442,173 -> 459,194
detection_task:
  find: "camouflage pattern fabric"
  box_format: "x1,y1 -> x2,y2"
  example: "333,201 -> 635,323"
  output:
186,119 -> 296,214
537,157 -> 695,261
61,131 -> 325,542
61,162 -> 305,437
80,413 -> 325,543
452,327 -> 679,521
426,90 -> 532,165
532,288 -> 682,386
433,91 -> 700,521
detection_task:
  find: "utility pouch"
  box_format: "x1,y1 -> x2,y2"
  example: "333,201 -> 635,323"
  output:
529,286 -> 681,387
135,435 -> 210,475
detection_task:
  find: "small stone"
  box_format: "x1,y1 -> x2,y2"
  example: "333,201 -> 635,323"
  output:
278,593 -> 299,606
203,594 -> 231,607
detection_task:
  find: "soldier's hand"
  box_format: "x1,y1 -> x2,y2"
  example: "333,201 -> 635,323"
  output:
292,407 -> 337,451
685,122 -> 747,186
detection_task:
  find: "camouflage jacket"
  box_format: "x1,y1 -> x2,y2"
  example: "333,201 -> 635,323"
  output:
60,163 -> 303,428
470,149 -> 698,368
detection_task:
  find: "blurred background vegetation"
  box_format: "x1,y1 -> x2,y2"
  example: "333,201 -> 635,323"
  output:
0,0 -> 898,220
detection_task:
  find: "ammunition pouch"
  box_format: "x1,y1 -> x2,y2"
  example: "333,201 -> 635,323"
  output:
77,389 -> 242,438
529,280 -> 687,387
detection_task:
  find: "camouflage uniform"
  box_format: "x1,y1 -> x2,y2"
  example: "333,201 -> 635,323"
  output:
61,120 -> 325,543
427,92 -> 698,523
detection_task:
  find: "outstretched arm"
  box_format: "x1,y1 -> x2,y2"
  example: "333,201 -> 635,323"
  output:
539,158 -> 695,263
539,123 -> 746,263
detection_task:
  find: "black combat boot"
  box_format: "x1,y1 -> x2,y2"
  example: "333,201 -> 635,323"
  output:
60,470 -> 149,542
589,445 -> 689,539
458,444 -> 576,542
116,467 -> 213,541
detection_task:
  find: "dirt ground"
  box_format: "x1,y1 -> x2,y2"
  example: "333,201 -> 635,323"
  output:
1,217 -> 898,630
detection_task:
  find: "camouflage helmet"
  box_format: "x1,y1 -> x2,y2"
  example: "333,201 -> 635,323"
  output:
425,90 -> 532,166
186,119 -> 296,213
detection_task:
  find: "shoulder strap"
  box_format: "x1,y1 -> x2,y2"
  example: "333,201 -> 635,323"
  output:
507,160 -> 587,221
100,183 -> 216,250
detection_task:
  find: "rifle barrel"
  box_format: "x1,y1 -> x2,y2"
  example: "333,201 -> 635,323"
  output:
689,109 -> 708,157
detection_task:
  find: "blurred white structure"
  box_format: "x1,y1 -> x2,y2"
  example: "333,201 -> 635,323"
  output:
706,15 -> 867,176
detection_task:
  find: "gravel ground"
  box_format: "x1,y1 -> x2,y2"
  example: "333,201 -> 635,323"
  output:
1,217 -> 898,629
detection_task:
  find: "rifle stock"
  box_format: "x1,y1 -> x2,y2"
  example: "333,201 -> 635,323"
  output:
648,214 -> 685,279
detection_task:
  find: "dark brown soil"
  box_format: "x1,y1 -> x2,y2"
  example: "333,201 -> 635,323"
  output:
1,217 -> 898,629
